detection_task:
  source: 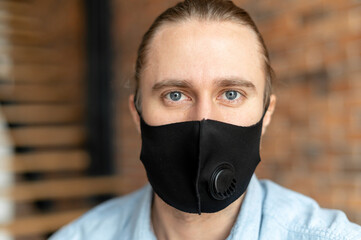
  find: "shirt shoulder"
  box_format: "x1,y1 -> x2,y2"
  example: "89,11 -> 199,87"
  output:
49,184 -> 152,240
259,179 -> 361,240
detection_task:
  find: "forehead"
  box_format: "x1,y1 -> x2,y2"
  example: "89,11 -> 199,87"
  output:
141,20 -> 265,91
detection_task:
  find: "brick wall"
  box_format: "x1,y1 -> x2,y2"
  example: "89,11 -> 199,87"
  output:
113,0 -> 361,223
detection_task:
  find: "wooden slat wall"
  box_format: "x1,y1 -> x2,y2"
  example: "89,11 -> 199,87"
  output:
1,150 -> 89,173
0,1 -> 124,239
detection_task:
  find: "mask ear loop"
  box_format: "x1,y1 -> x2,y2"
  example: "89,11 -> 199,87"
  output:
133,90 -> 142,117
262,98 -> 270,119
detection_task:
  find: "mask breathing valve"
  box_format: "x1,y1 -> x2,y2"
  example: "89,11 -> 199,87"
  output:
209,163 -> 236,200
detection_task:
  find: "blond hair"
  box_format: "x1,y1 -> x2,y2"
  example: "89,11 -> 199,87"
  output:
134,0 -> 274,112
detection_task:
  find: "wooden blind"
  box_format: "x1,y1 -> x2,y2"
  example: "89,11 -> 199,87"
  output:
0,1 -> 126,239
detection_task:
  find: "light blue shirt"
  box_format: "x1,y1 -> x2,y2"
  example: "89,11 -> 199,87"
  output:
50,175 -> 361,239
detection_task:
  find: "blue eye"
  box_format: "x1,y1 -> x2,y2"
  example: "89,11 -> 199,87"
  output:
224,90 -> 239,100
168,91 -> 182,101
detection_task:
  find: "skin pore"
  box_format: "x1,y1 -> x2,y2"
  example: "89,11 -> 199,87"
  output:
129,20 -> 276,240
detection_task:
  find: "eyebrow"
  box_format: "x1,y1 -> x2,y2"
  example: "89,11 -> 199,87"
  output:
152,77 -> 256,92
152,79 -> 193,91
215,78 -> 256,92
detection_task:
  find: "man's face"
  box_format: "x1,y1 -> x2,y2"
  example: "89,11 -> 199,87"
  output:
138,20 -> 266,127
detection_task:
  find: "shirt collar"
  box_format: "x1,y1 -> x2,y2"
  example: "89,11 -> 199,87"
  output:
227,174 -> 264,239
133,184 -> 157,240
134,174 -> 263,240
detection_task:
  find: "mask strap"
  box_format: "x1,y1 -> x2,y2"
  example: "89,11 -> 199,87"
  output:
133,90 -> 142,117
262,100 -> 270,119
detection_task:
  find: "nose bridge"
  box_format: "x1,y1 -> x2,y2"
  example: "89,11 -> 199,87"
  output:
194,94 -> 213,121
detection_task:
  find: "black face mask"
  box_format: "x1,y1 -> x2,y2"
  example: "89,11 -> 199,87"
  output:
139,111 -> 265,214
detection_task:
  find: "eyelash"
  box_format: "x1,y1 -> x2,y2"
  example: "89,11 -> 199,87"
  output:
162,90 -> 190,104
161,89 -> 246,104
218,90 -> 244,103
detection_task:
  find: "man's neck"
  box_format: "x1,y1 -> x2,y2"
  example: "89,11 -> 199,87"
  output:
151,194 -> 244,240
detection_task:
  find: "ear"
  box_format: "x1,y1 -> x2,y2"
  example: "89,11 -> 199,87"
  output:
261,94 -> 276,136
128,94 -> 141,133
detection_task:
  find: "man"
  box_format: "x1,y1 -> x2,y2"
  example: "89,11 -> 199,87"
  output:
51,0 -> 361,239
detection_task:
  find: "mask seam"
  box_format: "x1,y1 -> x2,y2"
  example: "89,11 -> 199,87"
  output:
195,121 -> 202,215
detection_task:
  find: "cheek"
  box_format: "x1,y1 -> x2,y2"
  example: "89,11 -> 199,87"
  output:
140,97 -> 160,125
138,87 -> 155,121
140,91 -> 186,125
217,99 -> 264,126
142,107 -> 189,126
